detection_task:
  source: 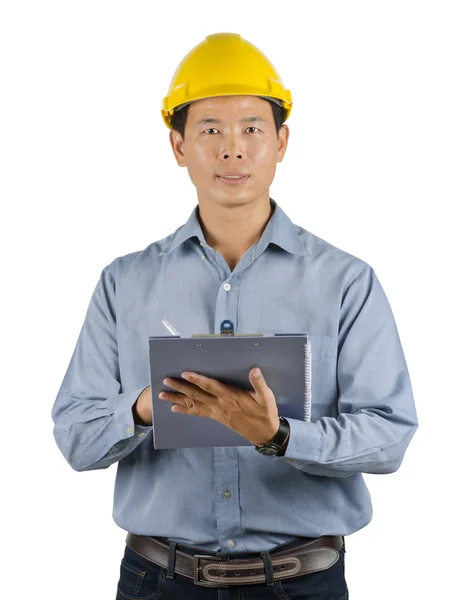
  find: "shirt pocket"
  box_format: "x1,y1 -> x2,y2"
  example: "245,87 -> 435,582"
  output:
307,332 -> 337,359
242,329 -> 338,421
306,333 -> 338,420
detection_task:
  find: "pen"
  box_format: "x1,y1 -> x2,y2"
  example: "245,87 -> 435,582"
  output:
161,318 -> 181,336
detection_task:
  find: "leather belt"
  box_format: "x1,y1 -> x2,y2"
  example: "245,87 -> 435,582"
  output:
125,532 -> 344,588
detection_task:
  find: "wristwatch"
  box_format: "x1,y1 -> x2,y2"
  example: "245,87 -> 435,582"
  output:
255,417 -> 290,456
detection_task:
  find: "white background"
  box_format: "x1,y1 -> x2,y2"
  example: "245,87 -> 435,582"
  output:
1,1 -> 470,598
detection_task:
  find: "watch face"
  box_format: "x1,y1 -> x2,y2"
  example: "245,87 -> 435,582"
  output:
258,446 -> 278,456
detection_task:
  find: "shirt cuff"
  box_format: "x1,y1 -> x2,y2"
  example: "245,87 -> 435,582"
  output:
110,386 -> 153,440
281,417 -> 322,465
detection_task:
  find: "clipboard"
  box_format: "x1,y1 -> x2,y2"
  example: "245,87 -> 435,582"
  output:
148,319 -> 312,449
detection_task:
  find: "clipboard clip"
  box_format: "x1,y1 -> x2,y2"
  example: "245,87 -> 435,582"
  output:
189,319 -> 265,337
220,319 -> 235,335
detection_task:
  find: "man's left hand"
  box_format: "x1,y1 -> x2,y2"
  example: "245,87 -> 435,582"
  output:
158,368 -> 280,446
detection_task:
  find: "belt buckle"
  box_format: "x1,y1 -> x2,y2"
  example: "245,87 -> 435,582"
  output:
193,554 -> 228,587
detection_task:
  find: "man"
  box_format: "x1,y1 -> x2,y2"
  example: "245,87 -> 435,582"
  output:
51,33 -> 418,599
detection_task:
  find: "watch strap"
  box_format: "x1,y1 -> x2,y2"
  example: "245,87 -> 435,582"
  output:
255,417 -> 290,454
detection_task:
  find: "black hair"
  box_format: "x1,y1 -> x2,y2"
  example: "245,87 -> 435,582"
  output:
170,96 -> 287,140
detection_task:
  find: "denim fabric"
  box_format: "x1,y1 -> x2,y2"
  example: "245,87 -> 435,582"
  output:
52,197 -> 418,552
115,539 -> 349,600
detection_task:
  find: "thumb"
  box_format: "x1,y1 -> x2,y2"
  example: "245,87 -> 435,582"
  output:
250,367 -> 262,380
249,367 -> 276,405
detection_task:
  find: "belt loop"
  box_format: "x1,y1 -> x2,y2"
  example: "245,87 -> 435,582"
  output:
165,542 -> 177,579
261,551 -> 274,587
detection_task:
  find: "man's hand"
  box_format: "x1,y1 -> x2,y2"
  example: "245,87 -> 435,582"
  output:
158,368 -> 280,446
132,386 -> 153,426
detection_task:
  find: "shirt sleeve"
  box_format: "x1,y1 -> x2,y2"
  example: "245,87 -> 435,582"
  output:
281,264 -> 419,477
51,260 -> 153,472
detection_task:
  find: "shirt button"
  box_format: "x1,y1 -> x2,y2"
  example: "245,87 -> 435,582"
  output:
222,490 -> 232,499
223,283 -> 231,291
137,432 -> 145,437
126,426 -> 132,435
226,539 -> 235,548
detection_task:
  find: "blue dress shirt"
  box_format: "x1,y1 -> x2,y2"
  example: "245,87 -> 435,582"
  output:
51,198 -> 418,552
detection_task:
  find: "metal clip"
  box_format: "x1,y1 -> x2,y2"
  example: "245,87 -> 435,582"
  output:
220,319 -> 235,335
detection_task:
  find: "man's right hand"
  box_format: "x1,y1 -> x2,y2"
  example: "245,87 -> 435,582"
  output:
132,386 -> 153,426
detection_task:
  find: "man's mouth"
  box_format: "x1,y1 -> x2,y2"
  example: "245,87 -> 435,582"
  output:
217,175 -> 250,185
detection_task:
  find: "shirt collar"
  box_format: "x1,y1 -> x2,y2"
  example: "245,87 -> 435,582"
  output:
163,198 -> 306,257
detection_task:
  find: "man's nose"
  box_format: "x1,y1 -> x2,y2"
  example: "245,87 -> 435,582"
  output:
220,134 -> 245,160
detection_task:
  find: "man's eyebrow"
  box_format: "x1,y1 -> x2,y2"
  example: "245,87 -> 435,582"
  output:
196,116 -> 267,127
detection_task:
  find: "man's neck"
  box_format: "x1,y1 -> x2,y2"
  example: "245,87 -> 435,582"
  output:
197,196 -> 274,269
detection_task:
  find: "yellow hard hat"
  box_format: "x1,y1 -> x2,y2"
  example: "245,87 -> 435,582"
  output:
161,32 -> 292,130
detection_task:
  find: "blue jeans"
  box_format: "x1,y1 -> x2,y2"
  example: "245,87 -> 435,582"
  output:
115,537 -> 349,600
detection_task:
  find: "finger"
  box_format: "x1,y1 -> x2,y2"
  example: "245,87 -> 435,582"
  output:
163,377 -> 208,404
160,391 -> 204,418
180,372 -> 221,400
160,390 -> 189,412
248,367 -> 274,405
159,391 -> 187,406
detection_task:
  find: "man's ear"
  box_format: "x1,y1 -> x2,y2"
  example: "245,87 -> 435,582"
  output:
277,124 -> 289,163
169,129 -> 186,167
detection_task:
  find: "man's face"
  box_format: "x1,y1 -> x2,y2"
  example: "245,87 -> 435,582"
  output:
169,95 -> 289,208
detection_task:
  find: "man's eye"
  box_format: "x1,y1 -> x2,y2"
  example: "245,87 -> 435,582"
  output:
203,127 -> 260,134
